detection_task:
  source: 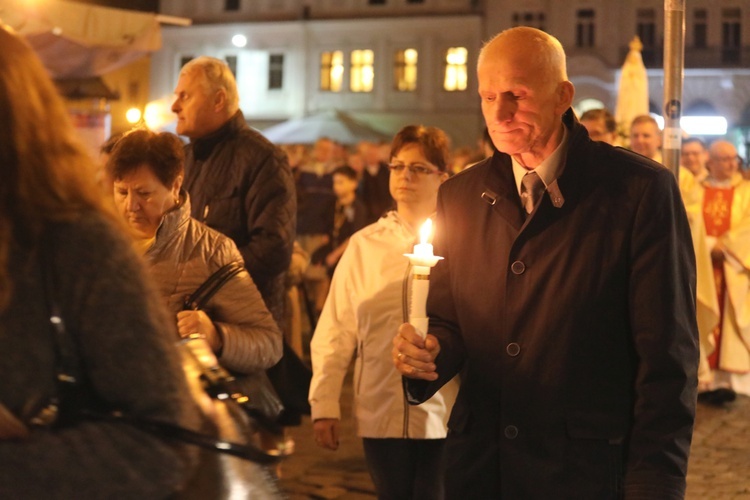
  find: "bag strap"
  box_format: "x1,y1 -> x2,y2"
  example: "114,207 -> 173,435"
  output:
39,242 -> 281,465
40,244 -> 80,388
183,262 -> 246,311
34,240 -> 82,427
82,410 -> 281,465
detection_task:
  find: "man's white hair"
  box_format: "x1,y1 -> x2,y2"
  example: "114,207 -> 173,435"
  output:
180,56 -> 240,114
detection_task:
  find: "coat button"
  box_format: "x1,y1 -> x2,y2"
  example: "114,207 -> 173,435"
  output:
504,425 -> 519,439
510,261 -> 525,274
506,343 -> 521,356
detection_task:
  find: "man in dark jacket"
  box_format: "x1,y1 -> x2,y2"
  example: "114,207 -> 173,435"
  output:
393,27 -> 699,499
172,56 -> 296,325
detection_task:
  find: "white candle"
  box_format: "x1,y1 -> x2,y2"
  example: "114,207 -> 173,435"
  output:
404,218 -> 443,339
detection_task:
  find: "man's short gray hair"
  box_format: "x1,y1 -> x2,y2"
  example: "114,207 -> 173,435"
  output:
180,56 -> 239,114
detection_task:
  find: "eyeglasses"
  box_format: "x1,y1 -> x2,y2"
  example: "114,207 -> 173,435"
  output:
711,155 -> 742,164
387,162 -> 440,176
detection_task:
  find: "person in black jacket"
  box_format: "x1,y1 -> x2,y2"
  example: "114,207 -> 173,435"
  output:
393,26 -> 699,499
172,56 -> 307,439
172,56 -> 296,328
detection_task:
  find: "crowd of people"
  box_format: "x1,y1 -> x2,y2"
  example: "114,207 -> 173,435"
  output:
577,108 -> 750,407
2,19 -> 750,499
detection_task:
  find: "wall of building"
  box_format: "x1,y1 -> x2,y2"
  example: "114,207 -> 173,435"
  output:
152,0 -> 750,146
160,0 -> 479,23
151,15 -> 484,146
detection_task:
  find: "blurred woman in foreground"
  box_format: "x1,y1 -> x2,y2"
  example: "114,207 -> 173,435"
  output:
0,24 -> 199,498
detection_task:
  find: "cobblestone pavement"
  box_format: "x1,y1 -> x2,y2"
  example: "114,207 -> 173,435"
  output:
278,382 -> 750,500
687,395 -> 750,500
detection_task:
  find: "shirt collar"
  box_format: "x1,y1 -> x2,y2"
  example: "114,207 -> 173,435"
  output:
511,124 -> 569,196
704,172 -> 744,188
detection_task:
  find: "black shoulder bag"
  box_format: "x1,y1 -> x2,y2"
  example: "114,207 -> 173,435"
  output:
182,262 -> 286,436
39,252 -> 282,467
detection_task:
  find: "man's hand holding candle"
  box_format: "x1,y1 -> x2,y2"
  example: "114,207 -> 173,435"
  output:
392,323 -> 440,381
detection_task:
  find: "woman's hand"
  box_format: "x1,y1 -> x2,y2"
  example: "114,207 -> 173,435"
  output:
176,310 -> 221,351
312,418 -> 340,450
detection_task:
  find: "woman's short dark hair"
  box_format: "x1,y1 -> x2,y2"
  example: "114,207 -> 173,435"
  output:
99,132 -> 124,155
106,130 -> 185,187
390,125 -> 451,172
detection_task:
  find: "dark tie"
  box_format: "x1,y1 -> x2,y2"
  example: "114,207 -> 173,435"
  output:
520,171 -> 544,214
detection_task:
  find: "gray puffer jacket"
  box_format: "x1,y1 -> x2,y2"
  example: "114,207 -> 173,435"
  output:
145,191 -> 282,373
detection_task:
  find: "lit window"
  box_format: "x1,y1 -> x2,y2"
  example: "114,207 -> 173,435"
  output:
443,47 -> 468,92
320,51 -> 344,92
350,49 -> 374,93
269,54 -> 284,90
394,48 -> 418,91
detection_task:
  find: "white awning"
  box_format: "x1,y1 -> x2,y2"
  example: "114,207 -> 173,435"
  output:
0,0 -> 190,78
261,110 -> 390,145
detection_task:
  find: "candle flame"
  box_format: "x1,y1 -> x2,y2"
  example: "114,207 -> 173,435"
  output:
419,218 -> 432,244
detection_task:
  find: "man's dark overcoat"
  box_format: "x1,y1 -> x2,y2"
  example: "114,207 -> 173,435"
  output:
407,110 -> 699,499
183,111 -> 296,325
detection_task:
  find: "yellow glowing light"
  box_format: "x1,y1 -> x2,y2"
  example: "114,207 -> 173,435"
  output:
419,218 -> 432,245
126,107 -> 142,124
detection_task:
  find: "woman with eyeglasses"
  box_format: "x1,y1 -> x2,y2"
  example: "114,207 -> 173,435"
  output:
309,125 -> 459,499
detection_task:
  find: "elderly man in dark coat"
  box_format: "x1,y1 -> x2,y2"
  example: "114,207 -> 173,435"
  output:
393,27 -> 699,499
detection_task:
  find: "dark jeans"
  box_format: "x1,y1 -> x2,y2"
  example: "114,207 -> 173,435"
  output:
362,437 -> 446,500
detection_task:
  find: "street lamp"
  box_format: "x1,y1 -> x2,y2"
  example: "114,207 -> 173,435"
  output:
126,107 -> 142,125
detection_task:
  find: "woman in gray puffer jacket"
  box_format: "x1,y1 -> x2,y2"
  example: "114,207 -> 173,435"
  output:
105,129 -> 282,377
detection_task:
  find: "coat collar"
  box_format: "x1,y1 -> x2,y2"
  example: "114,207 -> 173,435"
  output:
146,190 -> 191,258
482,109 -> 591,231
191,110 -> 246,161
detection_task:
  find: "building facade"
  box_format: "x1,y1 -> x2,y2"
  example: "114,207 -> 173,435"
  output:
151,0 -> 750,149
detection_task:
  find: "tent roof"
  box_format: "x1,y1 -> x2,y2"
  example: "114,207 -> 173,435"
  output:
1,0 -> 189,78
55,76 -> 120,100
261,110 -> 390,146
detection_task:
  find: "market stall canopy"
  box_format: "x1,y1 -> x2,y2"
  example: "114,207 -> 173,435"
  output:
0,0 -> 189,78
615,36 -> 650,139
55,76 -> 119,99
261,110 -> 390,145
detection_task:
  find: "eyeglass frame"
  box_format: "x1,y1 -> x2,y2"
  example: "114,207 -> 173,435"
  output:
710,155 -> 743,164
387,161 -> 442,176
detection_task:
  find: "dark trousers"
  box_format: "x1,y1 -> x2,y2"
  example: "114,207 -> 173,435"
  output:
362,437 -> 446,500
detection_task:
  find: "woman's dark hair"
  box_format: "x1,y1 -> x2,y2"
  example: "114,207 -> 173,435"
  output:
390,125 -> 451,172
106,129 -> 185,187
100,132 -> 124,155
